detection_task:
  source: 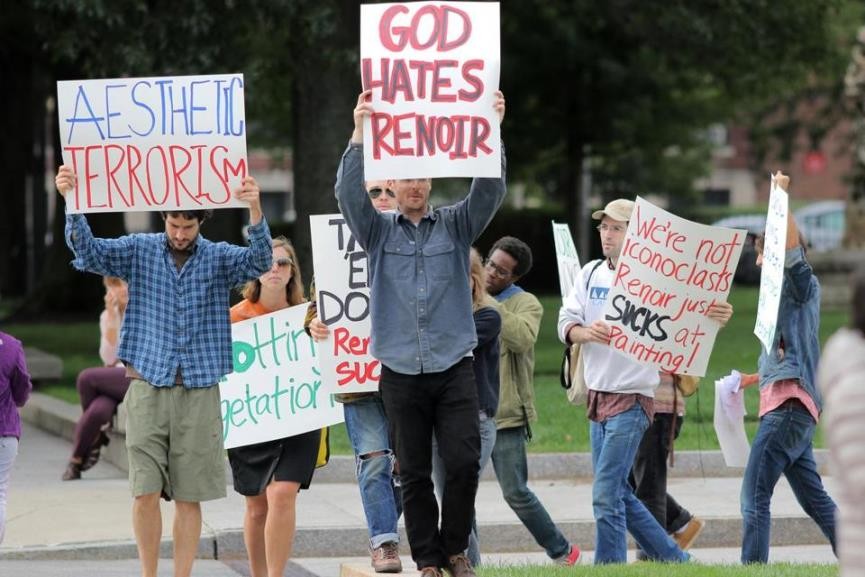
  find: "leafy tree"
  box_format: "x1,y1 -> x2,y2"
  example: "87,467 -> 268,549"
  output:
499,0 -> 843,255
7,0 -> 261,316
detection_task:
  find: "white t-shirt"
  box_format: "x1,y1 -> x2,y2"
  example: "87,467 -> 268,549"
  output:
557,259 -> 659,396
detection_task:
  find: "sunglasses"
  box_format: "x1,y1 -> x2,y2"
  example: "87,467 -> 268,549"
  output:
273,258 -> 293,268
367,187 -> 396,200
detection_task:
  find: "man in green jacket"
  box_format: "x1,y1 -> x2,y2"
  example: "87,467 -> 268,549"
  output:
484,236 -> 581,566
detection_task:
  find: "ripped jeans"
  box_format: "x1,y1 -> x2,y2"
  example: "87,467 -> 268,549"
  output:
344,395 -> 402,549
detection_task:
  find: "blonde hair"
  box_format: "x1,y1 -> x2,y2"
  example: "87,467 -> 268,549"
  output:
241,237 -> 305,306
469,247 -> 486,311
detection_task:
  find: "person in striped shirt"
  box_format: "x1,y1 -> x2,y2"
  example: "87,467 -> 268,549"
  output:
819,264 -> 865,577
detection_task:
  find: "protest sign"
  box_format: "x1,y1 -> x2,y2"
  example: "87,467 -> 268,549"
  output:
56,73 -> 248,214
552,221 -> 581,304
754,178 -> 788,355
310,214 -> 380,394
219,304 -> 345,449
600,197 -> 745,376
360,1 -> 501,179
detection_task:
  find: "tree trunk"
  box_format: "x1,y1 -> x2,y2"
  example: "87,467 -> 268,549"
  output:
10,64 -> 127,320
0,9 -> 33,302
289,0 -> 360,287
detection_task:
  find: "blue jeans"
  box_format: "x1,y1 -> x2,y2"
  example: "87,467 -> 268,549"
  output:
491,426 -> 570,560
740,400 -> 837,563
344,396 -> 402,549
590,404 -> 688,564
432,411 -> 497,566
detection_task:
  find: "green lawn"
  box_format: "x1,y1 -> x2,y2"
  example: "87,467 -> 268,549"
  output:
3,286 -> 849,454
477,563 -> 837,577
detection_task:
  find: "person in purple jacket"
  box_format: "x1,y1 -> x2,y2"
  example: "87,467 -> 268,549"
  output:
0,331 -> 32,544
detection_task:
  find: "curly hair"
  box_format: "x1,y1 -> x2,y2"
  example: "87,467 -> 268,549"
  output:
489,235 -> 533,278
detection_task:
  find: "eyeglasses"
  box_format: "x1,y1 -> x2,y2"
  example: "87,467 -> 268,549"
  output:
274,258 -> 293,268
484,259 -> 513,278
367,187 -> 396,200
596,224 -> 627,234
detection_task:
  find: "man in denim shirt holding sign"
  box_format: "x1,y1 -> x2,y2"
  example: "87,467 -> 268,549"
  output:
335,88 -> 506,577
737,171 -> 837,563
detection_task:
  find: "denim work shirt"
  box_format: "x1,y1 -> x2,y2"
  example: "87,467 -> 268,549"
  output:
335,142 -> 507,375
65,213 -> 272,387
758,246 -> 823,411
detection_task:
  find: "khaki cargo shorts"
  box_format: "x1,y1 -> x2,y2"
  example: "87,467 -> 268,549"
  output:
124,379 -> 226,502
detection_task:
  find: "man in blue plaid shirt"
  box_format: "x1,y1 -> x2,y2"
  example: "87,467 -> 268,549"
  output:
55,165 -> 272,577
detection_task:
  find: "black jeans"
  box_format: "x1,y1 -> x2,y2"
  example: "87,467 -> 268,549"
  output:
628,413 -> 692,533
379,358 -> 481,569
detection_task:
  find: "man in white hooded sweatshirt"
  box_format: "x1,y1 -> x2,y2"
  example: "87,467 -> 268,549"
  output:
558,198 -> 728,564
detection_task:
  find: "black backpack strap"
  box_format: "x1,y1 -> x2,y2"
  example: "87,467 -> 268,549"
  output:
585,259 -> 605,291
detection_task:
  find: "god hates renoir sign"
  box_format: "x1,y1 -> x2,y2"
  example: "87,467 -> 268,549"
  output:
360,1 -> 501,179
310,214 -> 380,395
600,197 -> 745,376
219,303 -> 345,449
56,73 -> 248,213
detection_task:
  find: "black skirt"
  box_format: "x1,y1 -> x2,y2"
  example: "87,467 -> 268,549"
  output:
227,428 -> 321,496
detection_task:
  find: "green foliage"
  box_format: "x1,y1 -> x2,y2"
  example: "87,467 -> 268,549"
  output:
501,0 -> 845,204
3,321 -> 100,389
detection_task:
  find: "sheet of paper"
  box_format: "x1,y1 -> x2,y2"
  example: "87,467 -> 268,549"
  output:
713,373 -> 751,467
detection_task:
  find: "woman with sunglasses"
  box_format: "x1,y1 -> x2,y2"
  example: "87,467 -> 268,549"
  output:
367,183 -> 397,212
227,236 -> 319,577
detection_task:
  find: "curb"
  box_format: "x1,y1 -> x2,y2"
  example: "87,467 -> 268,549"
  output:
0,516 -> 831,561
22,392 -> 831,481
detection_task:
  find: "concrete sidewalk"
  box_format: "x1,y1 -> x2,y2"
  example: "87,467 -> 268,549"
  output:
2,421 -> 838,564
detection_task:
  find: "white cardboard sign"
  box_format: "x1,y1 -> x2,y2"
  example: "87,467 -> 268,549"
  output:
552,221 -> 581,304
57,73 -> 248,213
219,304 -> 344,449
600,197 -> 745,376
360,1 -> 501,179
754,179 -> 788,355
310,214 -> 380,395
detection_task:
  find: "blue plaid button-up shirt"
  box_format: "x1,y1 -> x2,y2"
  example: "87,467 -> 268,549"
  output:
65,214 -> 272,387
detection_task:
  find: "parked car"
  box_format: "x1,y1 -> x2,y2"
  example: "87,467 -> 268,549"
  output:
711,215 -> 765,285
711,201 -> 846,284
794,200 -> 845,252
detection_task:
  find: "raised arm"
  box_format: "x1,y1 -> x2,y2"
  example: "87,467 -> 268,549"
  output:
55,165 -> 135,278
457,91 -> 508,243
335,90 -> 379,251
